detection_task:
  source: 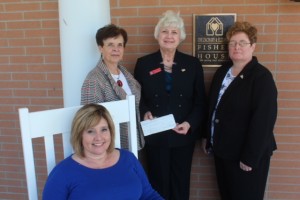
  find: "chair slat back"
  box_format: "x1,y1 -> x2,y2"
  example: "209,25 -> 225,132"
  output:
18,95 -> 138,200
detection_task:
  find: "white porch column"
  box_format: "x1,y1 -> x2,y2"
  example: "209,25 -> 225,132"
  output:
58,0 -> 111,107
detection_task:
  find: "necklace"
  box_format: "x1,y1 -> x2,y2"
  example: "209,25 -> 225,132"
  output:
111,73 -> 123,87
164,65 -> 173,73
117,77 -> 123,87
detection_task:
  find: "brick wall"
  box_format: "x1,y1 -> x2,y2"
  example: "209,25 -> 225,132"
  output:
0,0 -> 299,199
0,1 -> 62,199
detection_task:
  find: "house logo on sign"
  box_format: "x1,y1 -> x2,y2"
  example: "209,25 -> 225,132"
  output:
206,17 -> 223,37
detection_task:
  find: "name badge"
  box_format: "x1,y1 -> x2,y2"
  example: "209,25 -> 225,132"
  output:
149,68 -> 162,75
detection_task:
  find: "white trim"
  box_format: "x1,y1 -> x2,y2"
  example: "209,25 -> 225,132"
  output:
59,0 -> 111,107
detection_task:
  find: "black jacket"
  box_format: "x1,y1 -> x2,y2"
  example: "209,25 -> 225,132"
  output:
206,57 -> 277,168
134,50 -> 207,147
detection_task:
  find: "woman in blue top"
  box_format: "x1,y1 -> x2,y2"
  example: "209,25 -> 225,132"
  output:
43,104 -> 163,200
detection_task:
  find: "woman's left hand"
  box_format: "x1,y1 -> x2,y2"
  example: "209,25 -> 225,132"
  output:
173,121 -> 190,135
240,161 -> 252,172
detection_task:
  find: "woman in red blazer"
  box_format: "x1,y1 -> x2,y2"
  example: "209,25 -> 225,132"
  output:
134,10 -> 207,200
203,21 -> 277,200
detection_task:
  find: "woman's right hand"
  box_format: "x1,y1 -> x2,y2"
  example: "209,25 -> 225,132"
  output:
144,111 -> 154,120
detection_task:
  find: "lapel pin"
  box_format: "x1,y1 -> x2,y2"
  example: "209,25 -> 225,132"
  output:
181,69 -> 186,72
240,74 -> 244,79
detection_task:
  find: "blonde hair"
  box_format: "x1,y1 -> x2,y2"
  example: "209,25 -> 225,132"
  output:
71,104 -> 115,157
154,10 -> 186,41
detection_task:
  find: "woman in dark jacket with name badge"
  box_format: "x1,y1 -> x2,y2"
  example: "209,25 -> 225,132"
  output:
202,21 -> 277,200
134,10 -> 206,200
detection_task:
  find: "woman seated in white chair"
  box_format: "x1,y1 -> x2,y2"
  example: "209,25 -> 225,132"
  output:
43,103 -> 163,200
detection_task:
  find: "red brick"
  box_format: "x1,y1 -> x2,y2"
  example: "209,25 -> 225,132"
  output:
111,8 -> 138,17
14,89 -> 47,97
7,21 -> 42,29
0,30 -> 24,39
28,64 -> 61,72
9,38 -> 43,46
42,20 -> 59,29
25,29 -> 59,38
24,11 -> 58,20
120,0 -> 159,7
0,47 -> 25,55
41,2 -> 58,10
44,55 -> 60,64
5,3 -> 40,12
10,55 -> 44,64
0,12 -> 23,21
278,4 -> 300,14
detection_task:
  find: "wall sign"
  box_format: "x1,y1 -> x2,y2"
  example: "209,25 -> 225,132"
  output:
193,14 -> 236,67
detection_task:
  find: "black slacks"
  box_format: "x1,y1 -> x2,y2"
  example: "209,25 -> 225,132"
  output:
214,154 -> 271,200
145,143 -> 195,200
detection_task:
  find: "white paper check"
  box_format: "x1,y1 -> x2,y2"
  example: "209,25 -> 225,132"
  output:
140,114 -> 176,136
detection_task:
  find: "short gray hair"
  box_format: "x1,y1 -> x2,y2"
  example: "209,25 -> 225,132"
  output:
154,10 -> 186,41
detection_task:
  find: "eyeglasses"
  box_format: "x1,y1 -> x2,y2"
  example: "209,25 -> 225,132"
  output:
228,41 -> 251,48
